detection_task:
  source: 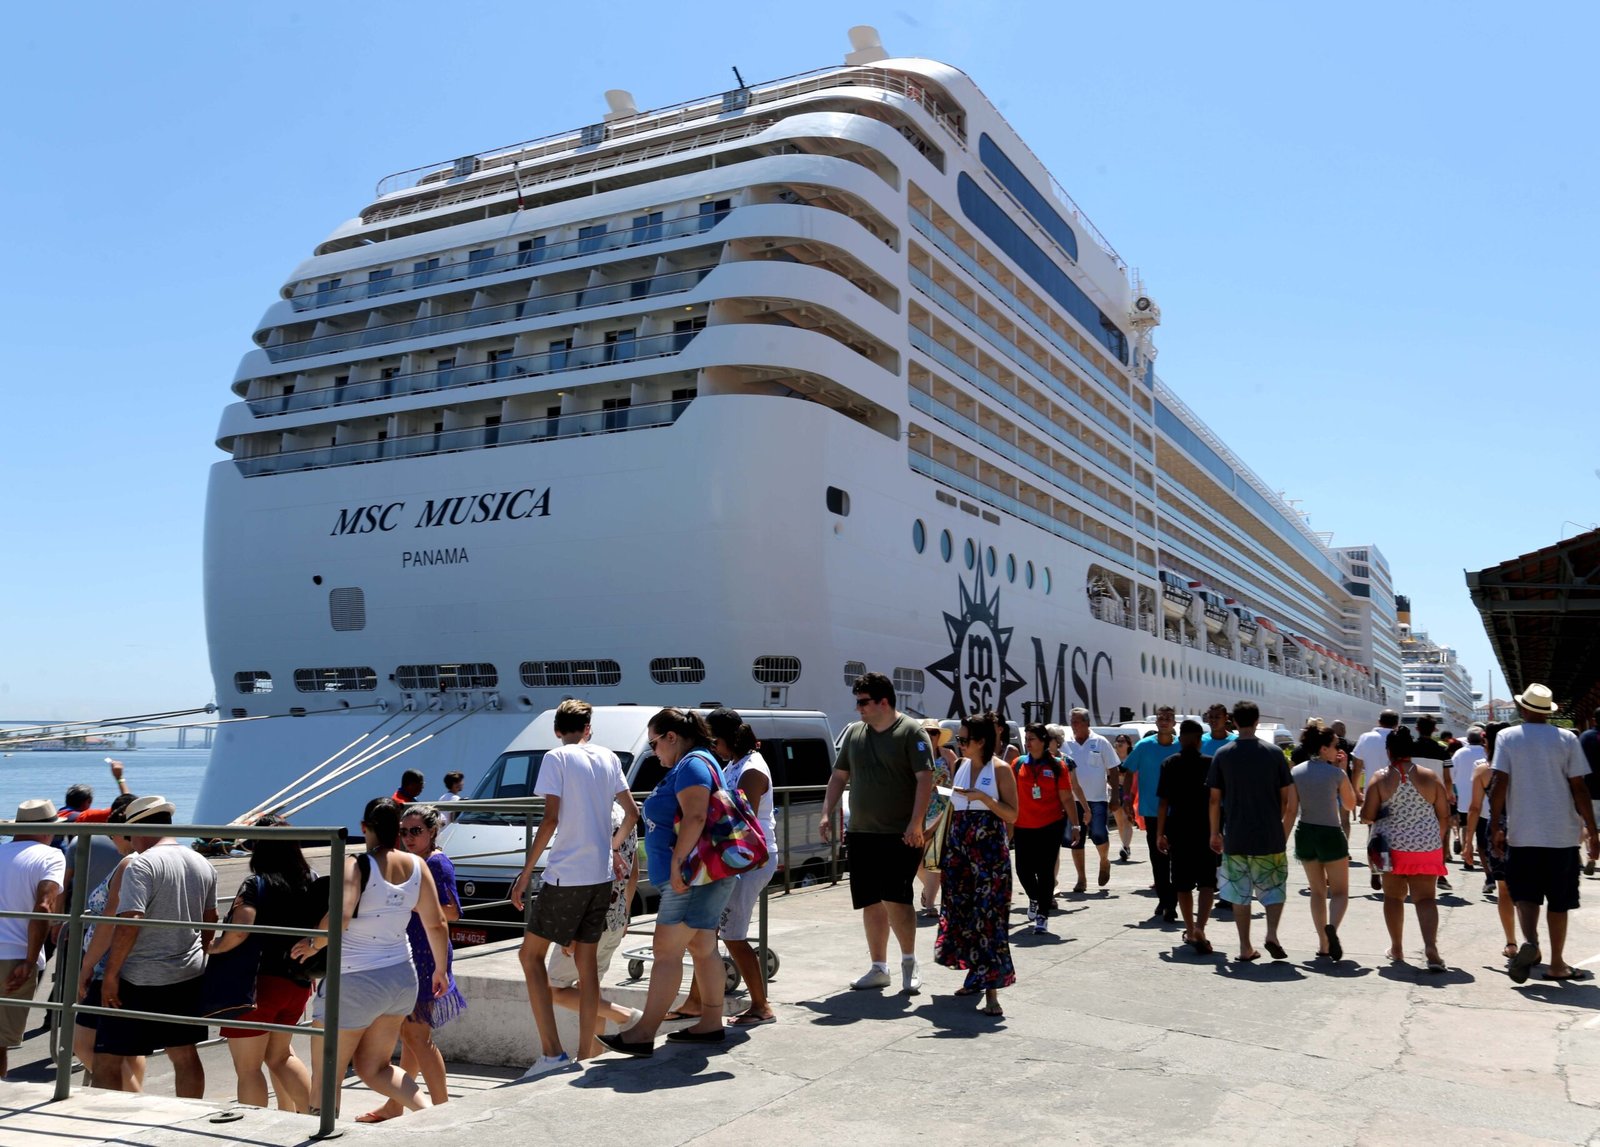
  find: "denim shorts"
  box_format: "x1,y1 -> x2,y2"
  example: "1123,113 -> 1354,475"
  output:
656,879 -> 737,931
334,959 -> 418,1030
1067,801 -> 1110,850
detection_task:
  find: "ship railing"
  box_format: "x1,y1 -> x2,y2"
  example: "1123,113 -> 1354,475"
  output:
268,266 -> 712,362
433,784 -> 844,974
372,65 -> 966,202
247,329 -> 699,417
288,213 -> 729,311
0,820 -> 349,1140
236,395 -> 691,478
362,119 -> 777,228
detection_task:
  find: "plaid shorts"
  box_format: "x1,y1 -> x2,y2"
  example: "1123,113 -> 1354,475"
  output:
1217,853 -> 1288,906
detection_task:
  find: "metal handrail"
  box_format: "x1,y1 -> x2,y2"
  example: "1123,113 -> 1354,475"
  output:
0,820 -> 346,1140
373,64 -> 966,201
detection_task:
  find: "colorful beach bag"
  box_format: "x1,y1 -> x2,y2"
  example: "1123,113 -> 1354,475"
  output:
677,749 -> 771,887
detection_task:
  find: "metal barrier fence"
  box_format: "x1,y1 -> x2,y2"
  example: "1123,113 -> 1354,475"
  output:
441,782 -> 844,975
0,820 -> 347,1140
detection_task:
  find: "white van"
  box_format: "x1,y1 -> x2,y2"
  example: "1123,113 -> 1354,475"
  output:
440,706 -> 838,930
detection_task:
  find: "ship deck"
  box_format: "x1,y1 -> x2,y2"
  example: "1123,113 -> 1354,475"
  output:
3,840 -> 1599,1144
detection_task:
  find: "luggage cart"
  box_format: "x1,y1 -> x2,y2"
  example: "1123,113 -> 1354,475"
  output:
621,936 -> 779,991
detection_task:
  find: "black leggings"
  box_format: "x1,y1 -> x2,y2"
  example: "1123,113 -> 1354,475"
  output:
1013,821 -> 1065,916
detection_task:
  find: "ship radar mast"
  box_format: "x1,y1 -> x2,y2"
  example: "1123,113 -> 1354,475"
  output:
1128,273 -> 1162,380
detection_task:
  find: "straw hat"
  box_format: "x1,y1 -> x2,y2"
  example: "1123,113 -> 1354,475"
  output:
123,795 -> 177,824
1514,683 -> 1558,716
14,799 -> 57,823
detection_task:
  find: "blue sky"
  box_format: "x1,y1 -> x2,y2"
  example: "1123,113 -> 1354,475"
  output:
2,2 -> 1594,719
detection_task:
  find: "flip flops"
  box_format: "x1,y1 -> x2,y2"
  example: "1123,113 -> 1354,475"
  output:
1264,940 -> 1287,960
1507,942 -> 1542,984
730,1013 -> 777,1027
1539,968 -> 1593,982
1324,925 -> 1342,963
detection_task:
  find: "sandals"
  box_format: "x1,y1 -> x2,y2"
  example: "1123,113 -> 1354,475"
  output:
979,1002 -> 1004,1017
1502,943 -> 1520,959
662,1010 -> 702,1023
1507,942 -> 1542,985
954,986 -> 981,997
1325,925 -> 1343,963
1264,940 -> 1287,961
356,1110 -> 399,1124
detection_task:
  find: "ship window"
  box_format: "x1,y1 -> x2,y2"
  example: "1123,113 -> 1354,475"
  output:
632,211 -> 664,243
1044,567 -> 1053,594
650,657 -> 706,684
517,237 -> 546,267
892,668 -> 926,697
603,328 -> 636,363
1140,654 -> 1147,674
413,257 -> 441,286
843,660 -> 867,687
985,547 -> 997,576
964,538 -> 976,570
956,173 -> 1128,364
396,663 -> 499,690
328,587 -> 366,632
939,529 -> 953,562
1006,554 -> 1017,583
978,134 -> 1080,262
698,198 -> 731,232
519,659 -> 623,688
467,248 -> 495,276
912,519 -> 926,554
1025,560 -> 1035,588
234,671 -> 273,695
578,224 -> 608,253
315,278 -> 342,302
293,667 -> 377,693
752,655 -> 802,685
602,396 -> 631,431
366,268 -> 396,297
826,487 -> 850,517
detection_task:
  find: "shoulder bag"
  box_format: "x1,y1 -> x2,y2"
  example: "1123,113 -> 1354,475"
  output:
199,875 -> 264,1020
675,749 -> 771,887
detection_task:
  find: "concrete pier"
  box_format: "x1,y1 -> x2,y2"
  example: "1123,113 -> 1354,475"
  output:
5,841 -> 1600,1144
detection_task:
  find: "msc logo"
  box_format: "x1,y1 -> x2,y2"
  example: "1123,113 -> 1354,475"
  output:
926,567 -> 1025,720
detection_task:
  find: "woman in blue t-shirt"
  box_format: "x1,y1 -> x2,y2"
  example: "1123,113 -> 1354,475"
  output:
599,708 -> 738,1057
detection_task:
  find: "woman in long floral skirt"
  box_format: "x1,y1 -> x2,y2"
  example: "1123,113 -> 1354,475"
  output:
936,710 -> 1020,1016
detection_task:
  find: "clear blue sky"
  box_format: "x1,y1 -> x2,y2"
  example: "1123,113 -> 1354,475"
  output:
3,2 -> 1594,719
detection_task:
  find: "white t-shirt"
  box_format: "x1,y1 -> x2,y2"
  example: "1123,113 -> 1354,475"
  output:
726,751 -> 775,845
434,791 -> 461,824
1066,734 -> 1116,801
1492,723 -> 1589,848
1450,744 -> 1486,811
534,742 -> 628,886
1351,727 -> 1391,772
0,840 -> 66,966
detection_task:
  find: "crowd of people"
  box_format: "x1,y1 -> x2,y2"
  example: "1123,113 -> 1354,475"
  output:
2,676 -> 1598,1115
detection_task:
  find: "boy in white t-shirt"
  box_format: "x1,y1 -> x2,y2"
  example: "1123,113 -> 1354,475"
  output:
511,700 -> 639,1076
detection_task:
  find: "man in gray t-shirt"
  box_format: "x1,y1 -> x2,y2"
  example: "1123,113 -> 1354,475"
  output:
1489,684 -> 1600,984
96,797 -> 217,1098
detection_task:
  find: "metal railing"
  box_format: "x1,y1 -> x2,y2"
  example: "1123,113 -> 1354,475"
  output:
288,212 -> 729,311
440,783 -> 844,984
0,820 -> 347,1140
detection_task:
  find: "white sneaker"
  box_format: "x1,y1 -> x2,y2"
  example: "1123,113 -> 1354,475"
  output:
901,956 -> 922,995
851,966 -> 892,990
1033,916 -> 1049,936
516,1052 -> 575,1081
1026,900 -> 1038,922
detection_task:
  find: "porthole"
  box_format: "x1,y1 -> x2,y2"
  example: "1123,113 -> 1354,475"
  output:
940,530 -> 953,562
1025,560 -> 1035,588
985,547 -> 997,576
1140,653 -> 1147,673
912,519 -> 926,554
1044,567 -> 1052,594
826,486 -> 850,516
1005,554 -> 1016,582
964,538 -> 976,570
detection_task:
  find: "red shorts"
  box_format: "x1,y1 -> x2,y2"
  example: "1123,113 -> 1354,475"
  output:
220,974 -> 314,1039
1389,848 -> 1446,877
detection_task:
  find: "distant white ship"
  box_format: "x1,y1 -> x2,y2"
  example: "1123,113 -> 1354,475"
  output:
196,28 -> 1400,829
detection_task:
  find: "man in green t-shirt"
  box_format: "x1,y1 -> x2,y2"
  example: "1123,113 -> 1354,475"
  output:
822,672 -> 934,995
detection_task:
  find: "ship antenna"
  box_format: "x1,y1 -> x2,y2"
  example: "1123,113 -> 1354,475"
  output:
731,66 -> 747,89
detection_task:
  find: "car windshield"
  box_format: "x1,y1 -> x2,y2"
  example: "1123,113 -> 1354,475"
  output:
457,748 -> 634,824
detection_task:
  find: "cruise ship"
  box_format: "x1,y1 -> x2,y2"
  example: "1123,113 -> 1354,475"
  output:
195,28 -> 1398,829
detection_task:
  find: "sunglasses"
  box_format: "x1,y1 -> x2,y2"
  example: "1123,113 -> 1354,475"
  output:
956,735 -> 973,744
854,697 -> 874,708
400,825 -> 430,838
648,733 -> 672,750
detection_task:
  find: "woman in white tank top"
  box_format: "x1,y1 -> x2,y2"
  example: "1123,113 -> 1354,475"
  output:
290,797 -> 451,1120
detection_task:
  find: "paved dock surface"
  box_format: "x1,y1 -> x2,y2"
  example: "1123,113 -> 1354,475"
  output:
5,841 -> 1600,1144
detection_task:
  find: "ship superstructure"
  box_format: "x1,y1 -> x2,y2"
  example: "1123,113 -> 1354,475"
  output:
197,29 -> 1392,827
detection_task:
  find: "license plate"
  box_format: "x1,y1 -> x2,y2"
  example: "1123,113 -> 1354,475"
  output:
449,924 -> 491,948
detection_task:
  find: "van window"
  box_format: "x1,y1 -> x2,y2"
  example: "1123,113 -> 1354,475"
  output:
463,748 -> 632,822
630,754 -> 667,794
762,738 -> 833,791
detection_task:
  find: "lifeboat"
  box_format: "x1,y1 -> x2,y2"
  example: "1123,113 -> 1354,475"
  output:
1195,587 -> 1231,635
1158,570 -> 1193,620
1224,598 -> 1261,643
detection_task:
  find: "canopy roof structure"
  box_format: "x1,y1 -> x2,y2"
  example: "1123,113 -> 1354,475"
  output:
1466,527 -> 1600,720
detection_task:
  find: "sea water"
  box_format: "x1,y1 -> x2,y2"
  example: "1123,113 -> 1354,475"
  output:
0,749 -> 209,824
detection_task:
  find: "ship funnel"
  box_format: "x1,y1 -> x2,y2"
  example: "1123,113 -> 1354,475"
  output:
845,25 -> 888,64
603,89 -> 638,122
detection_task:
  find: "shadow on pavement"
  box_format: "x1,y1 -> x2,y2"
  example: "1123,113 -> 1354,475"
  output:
791,989 -> 921,1026
1517,980 -> 1600,1009
1376,963 -> 1476,987
1210,959 -> 1307,982
1298,959 -> 1374,979
917,997 -> 1007,1039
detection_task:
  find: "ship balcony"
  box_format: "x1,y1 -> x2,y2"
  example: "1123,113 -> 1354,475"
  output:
232,395 -> 692,478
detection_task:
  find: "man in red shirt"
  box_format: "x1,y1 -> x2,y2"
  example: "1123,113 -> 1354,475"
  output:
391,768 -> 425,805
58,759 -> 132,825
